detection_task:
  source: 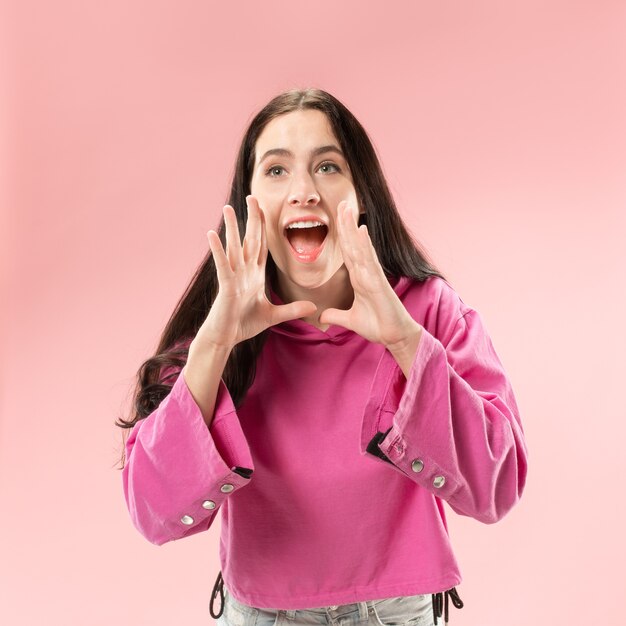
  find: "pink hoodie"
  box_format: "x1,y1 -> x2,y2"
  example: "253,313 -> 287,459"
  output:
122,275 -> 528,610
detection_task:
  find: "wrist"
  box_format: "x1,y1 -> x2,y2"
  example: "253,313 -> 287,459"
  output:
385,319 -> 423,355
385,321 -> 423,380
188,337 -> 234,361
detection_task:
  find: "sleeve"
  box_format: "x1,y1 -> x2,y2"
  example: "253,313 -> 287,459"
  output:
122,368 -> 254,545
360,308 -> 528,524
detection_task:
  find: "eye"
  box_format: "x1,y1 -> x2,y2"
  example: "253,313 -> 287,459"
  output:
265,165 -> 286,177
318,161 -> 340,174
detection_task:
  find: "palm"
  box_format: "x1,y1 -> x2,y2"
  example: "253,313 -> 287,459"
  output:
201,196 -> 317,349
319,201 -> 416,348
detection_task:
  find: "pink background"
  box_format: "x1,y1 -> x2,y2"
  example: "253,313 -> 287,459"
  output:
2,1 -> 625,624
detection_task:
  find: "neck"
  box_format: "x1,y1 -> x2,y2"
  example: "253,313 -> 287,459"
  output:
274,267 -> 354,329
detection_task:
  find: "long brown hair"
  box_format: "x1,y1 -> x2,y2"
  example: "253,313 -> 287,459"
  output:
114,88 -> 446,466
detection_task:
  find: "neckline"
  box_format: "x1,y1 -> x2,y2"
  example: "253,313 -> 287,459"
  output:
267,275 -> 407,342
267,285 -> 351,340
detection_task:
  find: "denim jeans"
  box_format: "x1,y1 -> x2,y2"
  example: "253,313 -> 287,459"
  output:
215,586 -> 436,626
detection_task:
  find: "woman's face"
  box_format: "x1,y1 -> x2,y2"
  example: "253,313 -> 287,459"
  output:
249,109 -> 362,295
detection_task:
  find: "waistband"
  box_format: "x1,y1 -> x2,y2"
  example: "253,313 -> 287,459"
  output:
209,570 -> 464,623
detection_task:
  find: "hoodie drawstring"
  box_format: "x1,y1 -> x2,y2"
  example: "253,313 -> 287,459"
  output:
210,570 -> 464,624
209,570 -> 225,619
432,587 -> 464,624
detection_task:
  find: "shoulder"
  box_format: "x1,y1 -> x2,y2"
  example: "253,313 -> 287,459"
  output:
393,275 -> 474,345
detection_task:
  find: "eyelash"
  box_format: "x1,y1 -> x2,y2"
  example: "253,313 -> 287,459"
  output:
264,161 -> 341,177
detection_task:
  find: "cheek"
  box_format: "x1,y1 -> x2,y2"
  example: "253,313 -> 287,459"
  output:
345,188 -> 359,208
251,191 -> 284,221
350,203 -> 360,224
249,175 -> 272,203
338,186 -> 359,214
264,220 -> 284,252
251,174 -> 281,194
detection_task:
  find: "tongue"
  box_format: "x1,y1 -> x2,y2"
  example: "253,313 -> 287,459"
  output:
286,226 -> 326,253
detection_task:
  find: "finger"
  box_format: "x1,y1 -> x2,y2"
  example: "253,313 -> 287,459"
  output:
357,223 -> 386,278
336,201 -> 356,274
270,301 -> 318,326
341,205 -> 377,296
319,306 -> 353,331
207,229 -> 232,285
354,225 -> 389,294
342,203 -> 366,266
223,205 -> 245,270
242,195 -> 261,264
257,204 -> 268,266
338,201 -> 366,274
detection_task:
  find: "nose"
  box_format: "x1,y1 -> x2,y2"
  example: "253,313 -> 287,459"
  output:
288,172 -> 320,206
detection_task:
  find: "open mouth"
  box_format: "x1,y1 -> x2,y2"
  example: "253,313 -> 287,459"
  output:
284,224 -> 328,261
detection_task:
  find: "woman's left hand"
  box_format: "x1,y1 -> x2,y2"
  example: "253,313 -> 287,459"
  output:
319,200 -> 423,353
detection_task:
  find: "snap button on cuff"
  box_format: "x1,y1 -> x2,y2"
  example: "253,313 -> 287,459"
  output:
411,459 -> 424,473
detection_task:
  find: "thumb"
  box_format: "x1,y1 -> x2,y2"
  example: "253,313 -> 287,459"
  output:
272,300 -> 318,325
319,307 -> 352,331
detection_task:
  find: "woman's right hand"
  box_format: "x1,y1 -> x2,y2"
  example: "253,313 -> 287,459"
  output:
195,194 -> 318,350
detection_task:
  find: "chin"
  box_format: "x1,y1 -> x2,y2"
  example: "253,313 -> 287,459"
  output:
302,266 -> 347,289
278,261 -> 343,291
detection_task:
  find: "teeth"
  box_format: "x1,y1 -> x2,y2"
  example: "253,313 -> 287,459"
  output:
286,220 -> 325,229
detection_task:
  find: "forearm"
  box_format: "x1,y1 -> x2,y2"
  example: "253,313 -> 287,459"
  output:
368,311 -> 527,524
123,347 -> 253,545
182,340 -> 233,428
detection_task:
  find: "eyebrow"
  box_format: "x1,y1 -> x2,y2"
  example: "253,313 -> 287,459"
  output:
257,145 -> 345,165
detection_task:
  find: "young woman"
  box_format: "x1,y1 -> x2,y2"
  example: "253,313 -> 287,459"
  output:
117,88 -> 528,626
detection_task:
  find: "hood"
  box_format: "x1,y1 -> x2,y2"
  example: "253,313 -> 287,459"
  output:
267,275 -> 413,344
